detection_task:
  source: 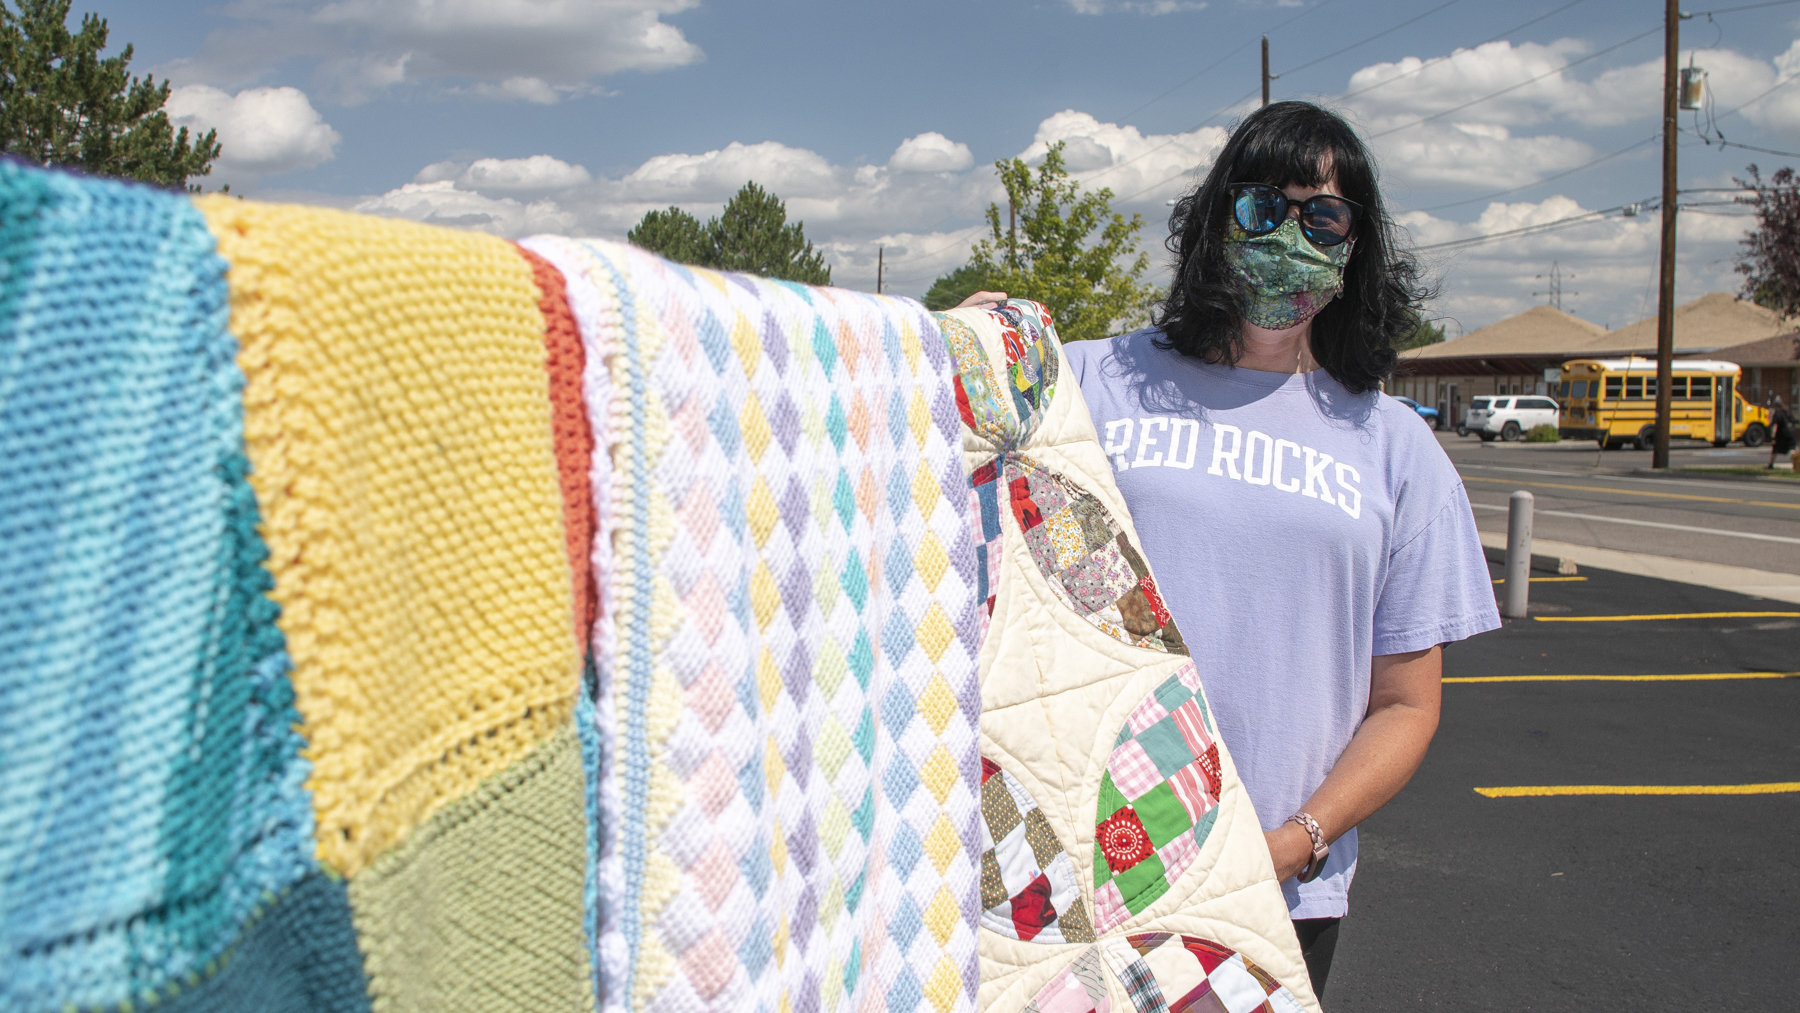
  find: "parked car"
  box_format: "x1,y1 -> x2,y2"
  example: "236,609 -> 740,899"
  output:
1463,395 -> 1560,442
1391,395 -> 1440,428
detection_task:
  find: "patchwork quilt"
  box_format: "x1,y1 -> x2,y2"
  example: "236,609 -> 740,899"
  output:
0,158 -> 1316,1013
933,302 -> 1319,1013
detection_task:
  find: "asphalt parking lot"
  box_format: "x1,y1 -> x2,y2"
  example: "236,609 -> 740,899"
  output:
1328,559 -> 1800,1011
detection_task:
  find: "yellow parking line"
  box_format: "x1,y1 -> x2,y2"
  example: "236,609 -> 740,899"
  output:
1445,672 -> 1799,683
1533,611 -> 1800,622
1476,783 -> 1800,797
1463,475 -> 1800,510
1491,576 -> 1587,583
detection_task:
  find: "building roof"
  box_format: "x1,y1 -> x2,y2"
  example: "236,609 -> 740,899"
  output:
1398,294 -> 1794,376
1593,292 -> 1789,354
1401,305 -> 1606,361
1684,330 -> 1800,366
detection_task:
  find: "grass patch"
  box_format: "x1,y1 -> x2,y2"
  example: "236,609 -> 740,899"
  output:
1673,466 -> 1800,481
1525,424 -> 1561,442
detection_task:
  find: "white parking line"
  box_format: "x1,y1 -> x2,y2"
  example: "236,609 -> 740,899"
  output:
1469,503 -> 1800,545
1457,462 -> 1800,496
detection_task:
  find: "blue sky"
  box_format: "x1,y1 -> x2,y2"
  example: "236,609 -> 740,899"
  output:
100,0 -> 1800,330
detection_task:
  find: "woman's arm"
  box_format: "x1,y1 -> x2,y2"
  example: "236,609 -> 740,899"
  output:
1264,645 -> 1443,881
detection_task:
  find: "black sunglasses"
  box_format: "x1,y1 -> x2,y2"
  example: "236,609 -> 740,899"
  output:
1229,183 -> 1361,247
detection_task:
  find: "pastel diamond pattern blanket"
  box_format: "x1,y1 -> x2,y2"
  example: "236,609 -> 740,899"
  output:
521,237 -> 983,1013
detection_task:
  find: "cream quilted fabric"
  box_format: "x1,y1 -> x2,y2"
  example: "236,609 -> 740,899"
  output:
934,302 -> 1322,1013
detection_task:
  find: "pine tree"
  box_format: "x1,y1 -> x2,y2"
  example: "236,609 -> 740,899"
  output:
626,182 -> 831,285
627,206 -> 710,266
963,143 -> 1157,343
0,0 -> 219,188
1735,164 -> 1800,318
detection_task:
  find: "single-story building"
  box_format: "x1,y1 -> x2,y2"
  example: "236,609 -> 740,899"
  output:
1392,292 -> 1792,425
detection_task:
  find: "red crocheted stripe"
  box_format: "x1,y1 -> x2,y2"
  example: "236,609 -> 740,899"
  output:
516,244 -> 597,646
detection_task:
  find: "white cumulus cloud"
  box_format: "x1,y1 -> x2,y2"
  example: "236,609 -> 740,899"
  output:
456,156 -> 593,195
166,84 -> 340,184
353,181 -> 577,236
889,133 -> 974,173
161,0 -> 703,103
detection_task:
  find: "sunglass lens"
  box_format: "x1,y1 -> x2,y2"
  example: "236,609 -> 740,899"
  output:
1302,197 -> 1354,246
1234,187 -> 1285,234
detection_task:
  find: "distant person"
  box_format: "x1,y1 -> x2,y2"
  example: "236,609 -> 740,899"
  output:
962,101 -> 1500,999
1768,396 -> 1795,469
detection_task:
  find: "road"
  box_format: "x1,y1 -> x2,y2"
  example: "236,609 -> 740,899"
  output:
1436,431 -> 1800,576
1329,558 -> 1800,1011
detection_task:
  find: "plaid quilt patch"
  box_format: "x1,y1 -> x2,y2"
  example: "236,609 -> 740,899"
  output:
978,757 -> 1096,944
1092,663 -> 1223,933
1097,934 -> 1304,1013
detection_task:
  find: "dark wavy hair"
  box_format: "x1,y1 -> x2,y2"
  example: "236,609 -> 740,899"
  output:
1156,101 -> 1427,394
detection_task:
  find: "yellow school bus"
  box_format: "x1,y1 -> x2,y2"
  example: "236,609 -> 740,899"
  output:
1557,357 -> 1771,450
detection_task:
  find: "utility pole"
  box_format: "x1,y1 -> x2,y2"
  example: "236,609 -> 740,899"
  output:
1262,36 -> 1271,107
876,246 -> 883,294
1654,0 -> 1686,469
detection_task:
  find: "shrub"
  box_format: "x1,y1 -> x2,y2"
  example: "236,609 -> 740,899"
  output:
1525,424 -> 1561,442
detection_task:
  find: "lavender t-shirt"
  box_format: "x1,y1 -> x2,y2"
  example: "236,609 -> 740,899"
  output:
1063,328 -> 1499,918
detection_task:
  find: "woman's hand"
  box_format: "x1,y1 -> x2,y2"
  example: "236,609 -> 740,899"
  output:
954,290 -> 1008,309
1264,822 -> 1314,882
1263,645 -> 1443,882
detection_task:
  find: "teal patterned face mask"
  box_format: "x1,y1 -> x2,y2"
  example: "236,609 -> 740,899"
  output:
1222,218 -> 1353,330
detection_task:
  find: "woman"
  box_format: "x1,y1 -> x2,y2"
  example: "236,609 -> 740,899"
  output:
966,101 -> 1499,998
1767,395 -> 1794,469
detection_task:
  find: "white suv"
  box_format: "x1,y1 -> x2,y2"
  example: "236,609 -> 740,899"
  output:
1461,396 -> 1560,442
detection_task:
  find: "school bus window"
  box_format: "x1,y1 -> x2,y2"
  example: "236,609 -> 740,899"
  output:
1646,377 -> 1658,399
1571,380 -> 1588,398
1626,377 -> 1643,399
1558,381 -> 1570,398
1670,376 -> 1688,399
1605,377 -> 1622,399
1692,376 -> 1711,398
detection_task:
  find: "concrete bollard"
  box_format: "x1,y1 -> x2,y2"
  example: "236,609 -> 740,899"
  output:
1502,490 -> 1534,618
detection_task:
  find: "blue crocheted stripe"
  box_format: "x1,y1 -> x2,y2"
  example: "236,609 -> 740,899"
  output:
0,163 -> 323,1010
576,677 -> 603,1011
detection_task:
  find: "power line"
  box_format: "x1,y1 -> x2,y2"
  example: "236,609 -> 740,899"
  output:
1413,200 -> 1651,251
1338,0 -> 1593,102
1413,134 -> 1660,213
1113,0 -> 1340,126
1274,0 -> 1463,81
1367,24 -> 1664,138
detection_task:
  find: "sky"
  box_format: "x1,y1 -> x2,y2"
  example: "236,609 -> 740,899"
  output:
98,0 -> 1800,333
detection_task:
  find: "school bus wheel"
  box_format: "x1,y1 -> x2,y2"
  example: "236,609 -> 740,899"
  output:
1635,425 -> 1656,451
1743,423 -> 1768,448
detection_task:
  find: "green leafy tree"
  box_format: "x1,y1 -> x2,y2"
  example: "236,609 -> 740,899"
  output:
964,142 -> 1157,343
922,262 -> 996,311
0,0 -> 219,188
1734,164 -> 1800,318
627,182 -> 831,285
1395,314 -> 1446,351
627,206 -> 710,266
